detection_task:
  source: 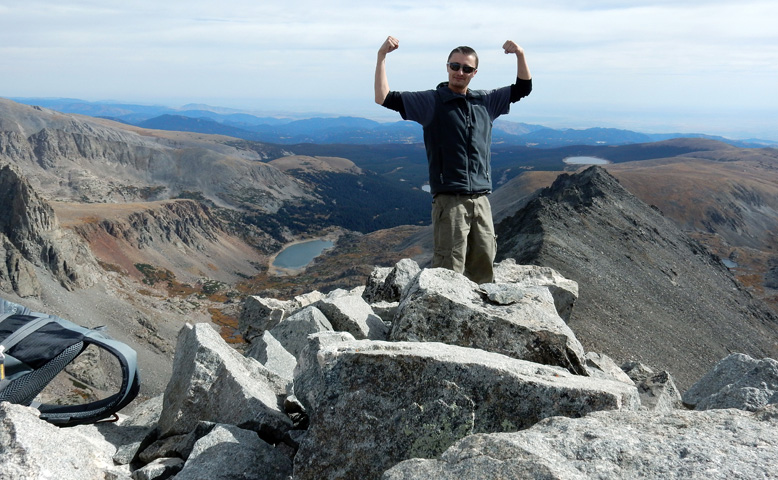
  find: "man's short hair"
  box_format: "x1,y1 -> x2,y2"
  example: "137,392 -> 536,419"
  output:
448,46 -> 479,68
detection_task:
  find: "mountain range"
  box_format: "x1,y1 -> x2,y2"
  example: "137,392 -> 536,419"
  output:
1,95 -> 778,396
10,97 -> 777,148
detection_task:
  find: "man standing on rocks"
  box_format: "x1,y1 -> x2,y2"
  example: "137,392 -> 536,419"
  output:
374,36 -> 532,283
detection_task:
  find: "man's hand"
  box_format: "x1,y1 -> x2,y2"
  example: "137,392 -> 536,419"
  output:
379,36 -> 400,56
502,40 -> 524,56
504,40 -> 531,80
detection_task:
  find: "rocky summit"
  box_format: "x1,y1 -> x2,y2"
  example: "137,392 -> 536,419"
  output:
2,259 -> 778,479
496,165 -> 778,390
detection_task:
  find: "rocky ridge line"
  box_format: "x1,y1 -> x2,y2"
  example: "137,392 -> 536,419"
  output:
496,165 -> 778,389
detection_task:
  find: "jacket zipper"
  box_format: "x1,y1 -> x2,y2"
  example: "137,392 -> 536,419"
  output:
466,102 -> 473,191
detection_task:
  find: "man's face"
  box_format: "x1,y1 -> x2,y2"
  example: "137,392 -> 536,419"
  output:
447,52 -> 477,93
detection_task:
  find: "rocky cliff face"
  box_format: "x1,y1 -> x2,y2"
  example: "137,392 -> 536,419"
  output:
1,154 -> 260,292
0,163 -> 97,296
56,198 -> 267,286
495,166 -> 778,389
70,200 -> 221,250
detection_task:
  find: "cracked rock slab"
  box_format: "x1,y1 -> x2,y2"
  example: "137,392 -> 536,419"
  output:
292,332 -> 639,480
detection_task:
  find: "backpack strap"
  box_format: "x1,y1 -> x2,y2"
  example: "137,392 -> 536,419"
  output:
0,314 -> 55,353
0,313 -> 84,410
0,314 -> 56,383
33,321 -> 141,426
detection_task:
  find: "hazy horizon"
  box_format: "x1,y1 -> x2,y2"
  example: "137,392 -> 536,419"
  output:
8,93 -> 775,142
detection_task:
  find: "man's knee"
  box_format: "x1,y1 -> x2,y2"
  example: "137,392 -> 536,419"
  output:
464,196 -> 496,283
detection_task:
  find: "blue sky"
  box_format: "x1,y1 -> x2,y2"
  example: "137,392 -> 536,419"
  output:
1,1 -> 776,139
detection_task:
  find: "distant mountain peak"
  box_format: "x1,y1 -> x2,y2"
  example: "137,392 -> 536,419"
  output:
541,165 -> 628,206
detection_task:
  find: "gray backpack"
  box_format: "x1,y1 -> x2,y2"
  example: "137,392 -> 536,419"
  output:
0,298 -> 140,426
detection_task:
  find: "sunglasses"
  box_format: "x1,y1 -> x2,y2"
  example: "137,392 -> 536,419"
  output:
447,62 -> 476,74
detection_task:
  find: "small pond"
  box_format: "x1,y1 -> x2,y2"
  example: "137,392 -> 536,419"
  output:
272,239 -> 334,269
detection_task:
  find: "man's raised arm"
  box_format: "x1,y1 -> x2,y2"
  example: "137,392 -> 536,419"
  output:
375,36 -> 399,105
503,40 -> 531,80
